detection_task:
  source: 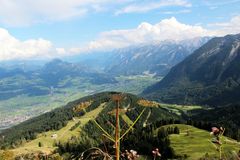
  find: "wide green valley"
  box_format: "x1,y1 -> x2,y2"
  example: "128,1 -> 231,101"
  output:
0,73 -> 160,131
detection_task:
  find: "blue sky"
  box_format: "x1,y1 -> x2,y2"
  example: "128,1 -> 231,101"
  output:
0,0 -> 240,60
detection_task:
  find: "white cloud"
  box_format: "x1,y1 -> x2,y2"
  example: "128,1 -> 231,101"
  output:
0,0 -> 116,26
203,0 -> 240,7
209,16 -> 240,36
77,16 -> 240,52
56,48 -> 67,55
162,9 -> 191,14
115,0 -> 192,15
0,28 -> 67,61
82,17 -> 214,51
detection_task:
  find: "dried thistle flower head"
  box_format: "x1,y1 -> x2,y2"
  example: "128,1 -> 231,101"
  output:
211,127 -> 224,135
211,127 -> 219,133
121,149 -> 139,160
152,148 -> 161,157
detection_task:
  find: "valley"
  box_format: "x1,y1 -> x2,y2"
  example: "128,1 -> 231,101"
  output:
0,75 -> 161,130
0,38 -> 208,131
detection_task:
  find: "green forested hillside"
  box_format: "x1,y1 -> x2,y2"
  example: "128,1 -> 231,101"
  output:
0,92 -> 180,159
1,92 -> 239,159
0,92 -> 113,148
192,104 -> 240,141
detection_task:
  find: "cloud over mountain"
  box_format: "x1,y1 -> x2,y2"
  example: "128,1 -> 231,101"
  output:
1,16 -> 240,61
81,17 -> 214,51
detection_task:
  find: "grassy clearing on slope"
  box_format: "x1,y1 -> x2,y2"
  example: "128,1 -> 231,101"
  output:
137,99 -> 204,116
9,103 -> 106,156
121,114 -> 134,126
160,103 -> 204,116
166,124 -> 240,159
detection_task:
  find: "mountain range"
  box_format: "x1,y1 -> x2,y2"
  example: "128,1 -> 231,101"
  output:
62,37 -> 209,76
143,34 -> 240,106
2,34 -> 240,159
0,37 -> 209,101
104,37 -> 210,76
0,59 -> 117,100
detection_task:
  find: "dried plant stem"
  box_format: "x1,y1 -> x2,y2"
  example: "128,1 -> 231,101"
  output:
115,98 -> 120,160
119,108 -> 146,141
219,128 -> 225,160
93,94 -> 145,160
93,120 -> 115,142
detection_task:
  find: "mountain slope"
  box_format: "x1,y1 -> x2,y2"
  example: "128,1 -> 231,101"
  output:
1,93 -> 239,159
143,34 -> 240,106
105,37 -> 210,76
167,124 -> 240,160
0,92 -> 179,150
192,104 -> 240,140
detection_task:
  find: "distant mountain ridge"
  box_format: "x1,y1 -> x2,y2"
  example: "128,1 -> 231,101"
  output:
105,37 -> 210,76
0,59 -> 117,100
39,59 -> 117,86
0,37 -> 210,78
0,37 -> 211,102
143,34 -> 240,106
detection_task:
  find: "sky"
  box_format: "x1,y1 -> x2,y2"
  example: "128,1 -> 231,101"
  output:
0,0 -> 240,61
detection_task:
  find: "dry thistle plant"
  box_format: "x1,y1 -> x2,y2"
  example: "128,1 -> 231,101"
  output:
209,126 -> 225,159
152,148 -> 161,160
93,94 -> 145,160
